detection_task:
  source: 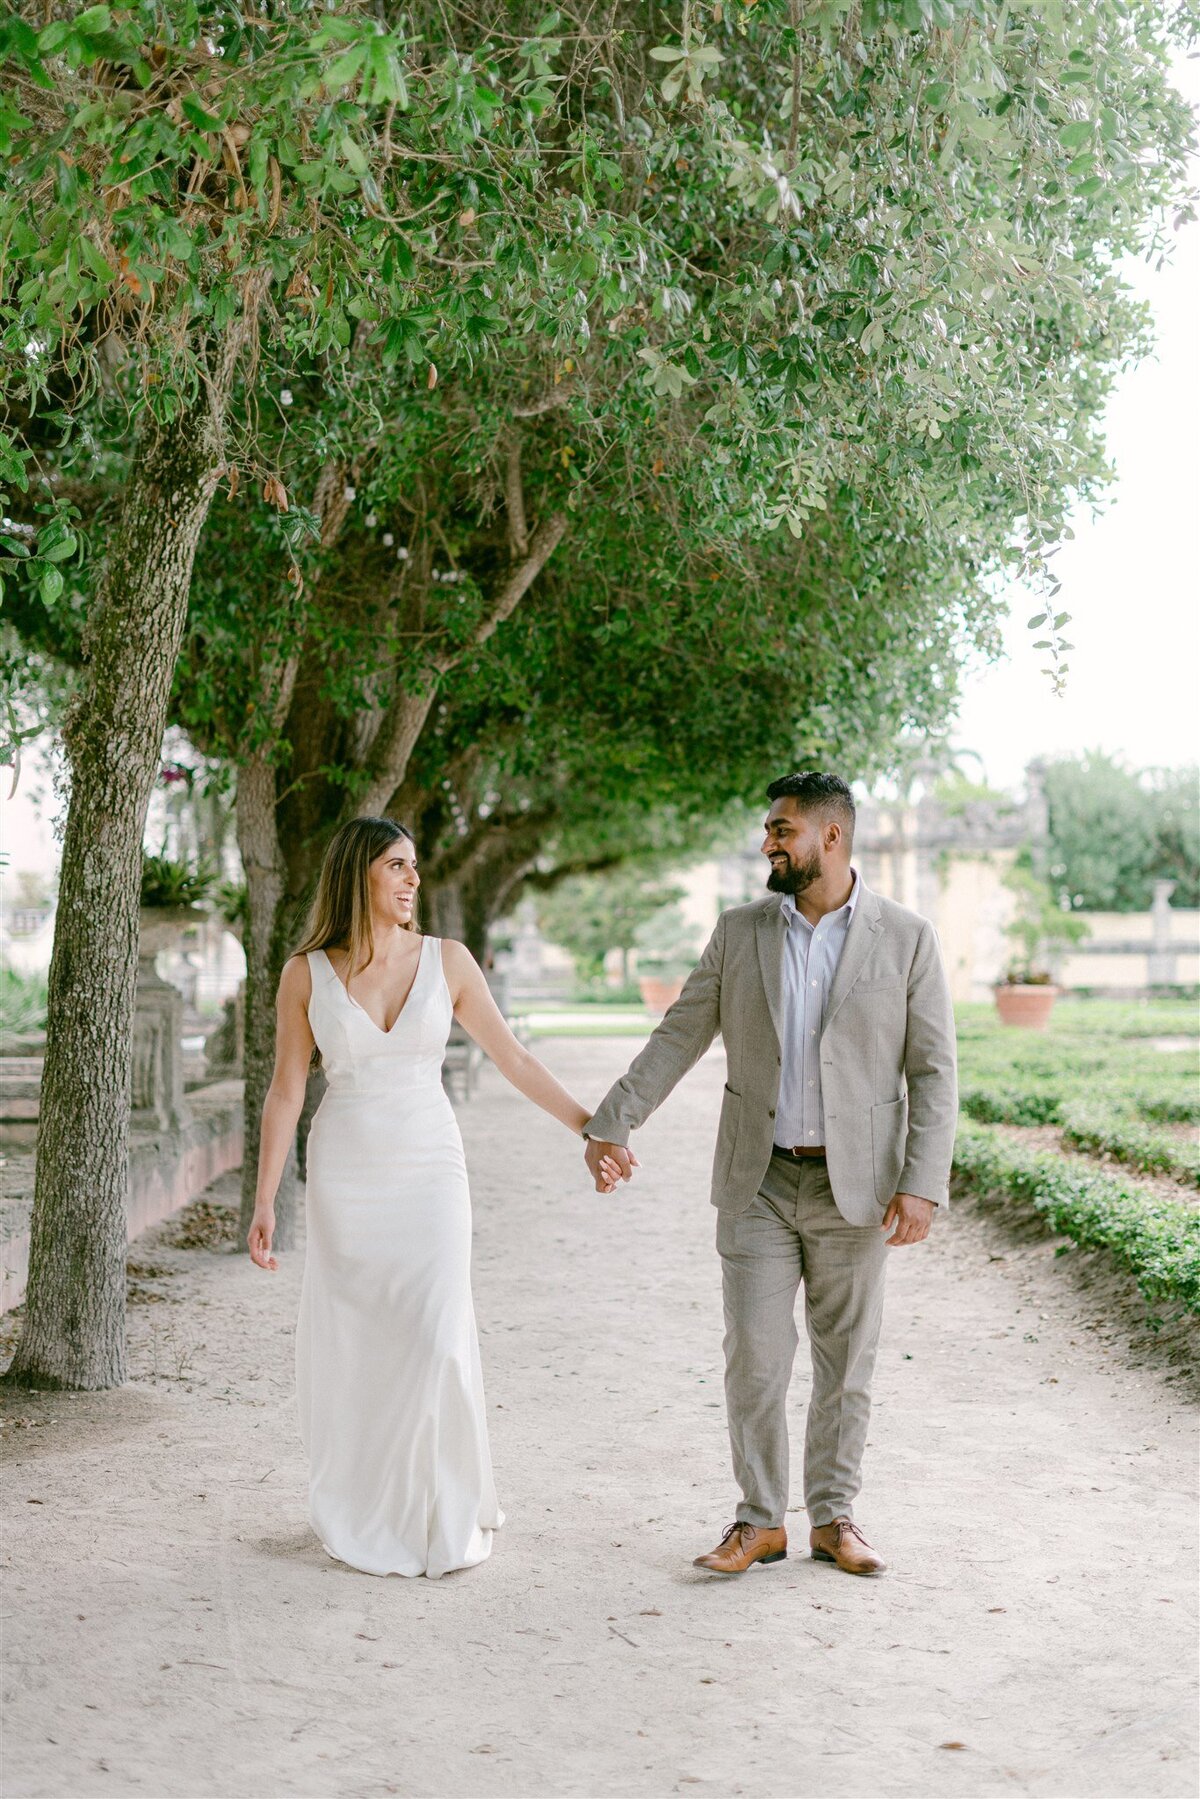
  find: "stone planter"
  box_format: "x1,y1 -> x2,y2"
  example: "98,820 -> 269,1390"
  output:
138,905 -> 207,961
639,973 -> 687,1015
994,982 -> 1060,1029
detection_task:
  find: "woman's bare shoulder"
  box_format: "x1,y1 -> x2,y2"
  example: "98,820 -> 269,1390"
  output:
438,937 -> 479,974
279,952 -> 314,1000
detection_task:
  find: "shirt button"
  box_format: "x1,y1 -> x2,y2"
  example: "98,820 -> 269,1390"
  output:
808,1080 -> 814,1087
808,1130 -> 816,1138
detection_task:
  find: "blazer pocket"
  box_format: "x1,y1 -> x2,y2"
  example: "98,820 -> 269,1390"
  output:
716,1085 -> 742,1182
853,978 -> 902,993
870,1095 -> 907,1206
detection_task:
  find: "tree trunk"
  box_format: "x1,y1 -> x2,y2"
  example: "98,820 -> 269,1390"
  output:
235,750 -> 303,1247
3,404 -> 229,1390
418,878 -> 467,947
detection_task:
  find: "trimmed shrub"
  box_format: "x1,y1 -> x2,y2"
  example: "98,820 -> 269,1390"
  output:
953,1122 -> 1200,1316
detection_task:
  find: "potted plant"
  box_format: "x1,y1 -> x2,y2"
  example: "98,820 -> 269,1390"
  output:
633,903 -> 702,1015
995,864 -> 1089,1028
139,850 -> 214,960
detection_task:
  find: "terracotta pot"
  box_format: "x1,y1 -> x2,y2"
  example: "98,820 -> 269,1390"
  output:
994,982 -> 1060,1029
639,974 -> 687,1015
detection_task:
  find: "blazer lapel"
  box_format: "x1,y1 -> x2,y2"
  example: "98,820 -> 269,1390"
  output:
823,883 -> 883,1028
755,900 -> 787,1042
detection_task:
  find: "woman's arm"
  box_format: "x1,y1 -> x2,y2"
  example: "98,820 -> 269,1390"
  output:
247,955 -> 316,1271
442,941 -> 627,1186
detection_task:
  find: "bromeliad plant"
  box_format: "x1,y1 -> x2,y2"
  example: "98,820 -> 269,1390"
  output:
139,850 -> 215,911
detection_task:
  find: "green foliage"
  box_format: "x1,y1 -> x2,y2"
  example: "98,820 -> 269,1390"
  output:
139,850 -> 213,908
536,867 -> 687,983
1041,753 -> 1200,910
953,1120 -> 1200,1316
216,879 -> 248,929
0,967 -> 48,1035
972,995 -> 1198,1040
956,998 -> 1200,1195
1000,861 -> 1089,981
4,0 -> 1197,954
632,902 -> 705,977
1060,1104 -> 1199,1188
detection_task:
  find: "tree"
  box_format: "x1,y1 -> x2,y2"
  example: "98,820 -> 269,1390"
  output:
1042,752 -> 1200,910
0,2 -> 587,1387
537,868 -> 689,986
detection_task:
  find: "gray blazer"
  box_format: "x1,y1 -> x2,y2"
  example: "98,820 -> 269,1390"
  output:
585,881 -> 958,1227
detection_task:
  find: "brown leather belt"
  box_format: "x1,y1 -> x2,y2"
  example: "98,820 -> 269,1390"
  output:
772,1143 -> 827,1159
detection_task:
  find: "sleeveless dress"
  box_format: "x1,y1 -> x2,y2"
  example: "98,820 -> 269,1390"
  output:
294,938 -> 503,1578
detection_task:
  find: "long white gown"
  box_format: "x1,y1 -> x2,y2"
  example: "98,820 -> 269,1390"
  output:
294,937 -> 503,1578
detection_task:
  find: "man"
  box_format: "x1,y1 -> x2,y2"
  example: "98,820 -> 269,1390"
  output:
584,772 -> 957,1577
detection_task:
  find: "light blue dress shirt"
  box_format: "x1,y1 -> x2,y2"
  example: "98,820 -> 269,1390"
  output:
775,870 -> 861,1148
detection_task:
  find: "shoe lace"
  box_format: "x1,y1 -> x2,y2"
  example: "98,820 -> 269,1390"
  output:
833,1519 -> 869,1547
718,1520 -> 751,1546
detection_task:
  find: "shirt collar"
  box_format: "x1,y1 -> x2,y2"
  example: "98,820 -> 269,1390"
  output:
782,867 -> 860,928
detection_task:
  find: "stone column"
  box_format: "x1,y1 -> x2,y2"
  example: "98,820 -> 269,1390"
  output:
1148,880 -> 1177,988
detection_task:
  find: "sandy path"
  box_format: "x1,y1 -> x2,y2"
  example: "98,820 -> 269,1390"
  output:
2,1036 -> 1197,1799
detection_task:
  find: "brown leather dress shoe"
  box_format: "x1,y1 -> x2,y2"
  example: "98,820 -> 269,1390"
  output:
693,1521 -> 788,1575
809,1518 -> 886,1575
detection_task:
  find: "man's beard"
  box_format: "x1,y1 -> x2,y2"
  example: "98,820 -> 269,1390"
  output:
766,848 -> 822,895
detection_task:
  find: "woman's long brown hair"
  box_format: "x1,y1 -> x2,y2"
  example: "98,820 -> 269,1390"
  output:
294,816 -> 419,976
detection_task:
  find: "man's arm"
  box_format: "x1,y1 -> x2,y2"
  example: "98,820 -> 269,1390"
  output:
896,919 -> 958,1207
585,909 -> 728,1154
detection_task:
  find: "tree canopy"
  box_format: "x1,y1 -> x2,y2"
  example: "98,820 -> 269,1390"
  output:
1042,752 -> 1200,910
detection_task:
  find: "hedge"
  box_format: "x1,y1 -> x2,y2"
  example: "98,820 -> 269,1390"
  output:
952,1121 -> 1200,1316
1060,1105 -> 1200,1189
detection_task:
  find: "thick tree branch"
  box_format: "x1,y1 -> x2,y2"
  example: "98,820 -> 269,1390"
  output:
504,436 -> 528,558
511,385 -> 573,418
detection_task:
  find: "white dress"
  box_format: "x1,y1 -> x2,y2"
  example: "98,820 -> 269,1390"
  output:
294,938 -> 503,1577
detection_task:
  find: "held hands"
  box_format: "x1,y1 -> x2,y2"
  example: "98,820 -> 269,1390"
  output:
584,1137 -> 641,1194
248,1209 -> 278,1271
881,1191 -> 934,1247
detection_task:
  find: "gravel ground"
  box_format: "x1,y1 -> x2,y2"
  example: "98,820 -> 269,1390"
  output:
2,1035 -> 1197,1799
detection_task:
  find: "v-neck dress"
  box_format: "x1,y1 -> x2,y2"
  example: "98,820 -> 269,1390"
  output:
294,938 -> 503,1577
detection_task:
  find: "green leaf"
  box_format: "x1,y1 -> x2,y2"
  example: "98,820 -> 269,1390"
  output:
39,564 -> 64,604
1058,120 -> 1092,151
339,133 -> 368,176
40,533 -> 77,562
181,95 -> 222,132
325,47 -> 367,88
1027,613 -> 1047,628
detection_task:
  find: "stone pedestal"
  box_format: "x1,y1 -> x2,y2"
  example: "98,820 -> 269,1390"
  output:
133,909 -> 202,1133
1148,880 -> 1178,987
204,982 -> 245,1079
133,958 -> 191,1132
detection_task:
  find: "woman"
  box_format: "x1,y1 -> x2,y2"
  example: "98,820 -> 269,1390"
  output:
247,816 -> 624,1579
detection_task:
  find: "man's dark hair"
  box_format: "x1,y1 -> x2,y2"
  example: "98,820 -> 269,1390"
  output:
766,771 -> 856,845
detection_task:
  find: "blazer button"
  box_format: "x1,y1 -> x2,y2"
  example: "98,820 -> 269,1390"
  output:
768,1108 -> 775,1119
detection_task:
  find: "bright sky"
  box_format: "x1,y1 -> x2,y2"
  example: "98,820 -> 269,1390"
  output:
954,55 -> 1200,793
2,62 -> 1197,877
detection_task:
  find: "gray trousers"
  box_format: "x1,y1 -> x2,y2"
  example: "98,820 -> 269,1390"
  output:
716,1153 -> 889,1530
